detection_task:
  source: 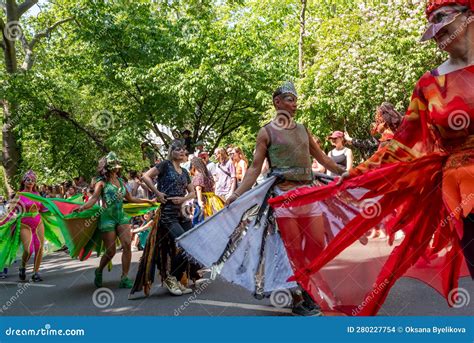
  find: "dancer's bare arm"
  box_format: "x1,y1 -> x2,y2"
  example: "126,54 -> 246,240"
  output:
142,166 -> 167,203
124,190 -> 155,205
75,182 -> 103,212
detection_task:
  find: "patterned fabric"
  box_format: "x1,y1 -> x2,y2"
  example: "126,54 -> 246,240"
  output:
192,173 -> 214,192
269,65 -> 474,316
155,160 -> 191,197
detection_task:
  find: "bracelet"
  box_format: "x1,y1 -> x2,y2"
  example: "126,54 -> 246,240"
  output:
232,191 -> 241,198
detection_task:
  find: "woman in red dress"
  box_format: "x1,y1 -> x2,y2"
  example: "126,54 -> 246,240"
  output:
270,0 -> 474,316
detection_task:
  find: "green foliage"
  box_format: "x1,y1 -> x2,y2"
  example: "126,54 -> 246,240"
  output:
299,0 -> 444,152
1,0 -> 443,183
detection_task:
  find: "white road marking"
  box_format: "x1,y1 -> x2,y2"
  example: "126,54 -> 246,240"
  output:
0,281 -> 55,288
190,299 -> 292,314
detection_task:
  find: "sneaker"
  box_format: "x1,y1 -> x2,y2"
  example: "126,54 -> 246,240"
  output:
177,282 -> 193,295
19,267 -> 26,281
119,276 -> 133,289
163,276 -> 182,296
291,301 -> 323,316
94,269 -> 103,288
31,273 -> 43,282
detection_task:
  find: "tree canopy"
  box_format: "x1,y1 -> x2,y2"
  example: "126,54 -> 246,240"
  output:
1,0 -> 443,190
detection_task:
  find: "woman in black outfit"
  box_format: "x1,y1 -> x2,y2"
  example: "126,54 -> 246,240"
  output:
140,140 -> 196,296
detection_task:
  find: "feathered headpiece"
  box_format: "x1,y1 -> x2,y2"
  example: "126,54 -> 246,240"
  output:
22,170 -> 37,182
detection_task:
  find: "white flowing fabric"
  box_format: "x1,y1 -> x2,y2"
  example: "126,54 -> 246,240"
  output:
177,176 -> 297,293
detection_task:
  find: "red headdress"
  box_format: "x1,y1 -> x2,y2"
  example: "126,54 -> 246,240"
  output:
426,0 -> 474,17
422,0 -> 474,41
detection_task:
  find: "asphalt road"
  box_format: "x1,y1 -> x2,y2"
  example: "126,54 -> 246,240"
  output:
0,251 -> 472,316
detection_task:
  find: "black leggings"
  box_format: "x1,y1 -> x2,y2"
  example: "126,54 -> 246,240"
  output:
461,214 -> 474,279
160,204 -> 193,280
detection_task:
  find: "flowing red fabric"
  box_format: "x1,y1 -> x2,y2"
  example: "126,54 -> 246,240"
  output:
269,66 -> 474,316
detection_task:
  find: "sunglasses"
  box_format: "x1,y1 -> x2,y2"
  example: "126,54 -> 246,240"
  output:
24,177 -> 36,183
429,7 -> 466,24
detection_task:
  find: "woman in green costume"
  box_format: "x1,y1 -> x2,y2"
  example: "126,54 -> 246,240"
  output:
76,152 -> 155,288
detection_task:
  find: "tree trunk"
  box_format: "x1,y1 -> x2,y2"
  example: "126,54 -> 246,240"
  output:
298,0 -> 307,76
1,1 -> 69,193
2,100 -> 20,195
2,1 -> 21,194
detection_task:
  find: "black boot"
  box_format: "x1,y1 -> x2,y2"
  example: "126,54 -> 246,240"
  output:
19,267 -> 26,281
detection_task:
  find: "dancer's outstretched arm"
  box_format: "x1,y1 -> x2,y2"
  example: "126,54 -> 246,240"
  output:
75,181 -> 103,212
124,190 -> 155,205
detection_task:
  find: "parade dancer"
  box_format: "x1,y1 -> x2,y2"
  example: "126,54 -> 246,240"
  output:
178,82 -> 344,316
0,171 -> 48,282
131,141 -> 196,297
270,0 -> 474,315
76,152 -> 155,289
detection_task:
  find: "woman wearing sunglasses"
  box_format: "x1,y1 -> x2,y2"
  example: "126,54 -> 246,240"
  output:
133,141 -> 196,297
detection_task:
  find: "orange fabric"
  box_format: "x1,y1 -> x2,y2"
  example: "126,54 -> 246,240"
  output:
270,66 -> 474,316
